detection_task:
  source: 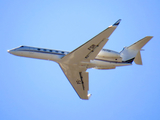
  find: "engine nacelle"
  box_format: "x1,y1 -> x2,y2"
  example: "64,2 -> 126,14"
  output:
96,49 -> 122,62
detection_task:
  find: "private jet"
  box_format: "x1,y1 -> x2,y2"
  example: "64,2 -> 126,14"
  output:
8,19 -> 153,100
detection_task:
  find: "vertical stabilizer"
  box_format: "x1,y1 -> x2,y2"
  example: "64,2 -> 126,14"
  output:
134,51 -> 142,65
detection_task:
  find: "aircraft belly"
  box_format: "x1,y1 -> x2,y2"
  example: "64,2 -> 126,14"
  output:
89,59 -> 131,69
7,19 -> 152,100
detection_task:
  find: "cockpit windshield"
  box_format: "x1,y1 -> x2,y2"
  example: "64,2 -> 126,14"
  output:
20,45 -> 24,48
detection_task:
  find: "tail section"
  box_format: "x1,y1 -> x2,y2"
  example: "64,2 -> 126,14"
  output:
134,51 -> 142,65
120,36 -> 153,65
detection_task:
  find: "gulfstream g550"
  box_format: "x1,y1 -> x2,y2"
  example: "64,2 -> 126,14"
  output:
8,19 -> 153,100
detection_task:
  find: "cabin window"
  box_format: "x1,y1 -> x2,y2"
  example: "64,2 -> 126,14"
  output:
37,48 -> 40,51
61,51 -> 64,54
43,49 -> 46,51
49,50 -> 52,52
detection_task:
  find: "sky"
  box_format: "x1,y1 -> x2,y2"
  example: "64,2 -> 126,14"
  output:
1,0 -> 160,120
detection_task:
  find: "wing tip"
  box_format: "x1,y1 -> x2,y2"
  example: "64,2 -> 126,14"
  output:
87,93 -> 92,99
80,94 -> 92,100
113,19 -> 121,26
146,36 -> 153,39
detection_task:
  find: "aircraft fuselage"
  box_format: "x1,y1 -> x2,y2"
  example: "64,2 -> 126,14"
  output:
7,19 -> 153,100
8,45 -> 131,70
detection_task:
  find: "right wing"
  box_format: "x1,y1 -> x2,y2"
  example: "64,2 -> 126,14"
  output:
61,19 -> 121,64
59,63 -> 91,100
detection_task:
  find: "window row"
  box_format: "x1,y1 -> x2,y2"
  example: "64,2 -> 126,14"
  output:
37,48 -> 68,54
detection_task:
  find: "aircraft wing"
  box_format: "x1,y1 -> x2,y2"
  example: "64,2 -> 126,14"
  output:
61,19 -> 121,64
59,63 -> 91,100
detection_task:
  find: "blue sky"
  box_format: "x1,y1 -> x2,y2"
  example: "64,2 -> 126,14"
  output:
1,0 -> 160,120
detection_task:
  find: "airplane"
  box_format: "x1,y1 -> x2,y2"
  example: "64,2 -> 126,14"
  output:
8,19 -> 153,100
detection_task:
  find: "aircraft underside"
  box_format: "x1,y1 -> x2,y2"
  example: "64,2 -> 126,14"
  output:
8,19 -> 153,100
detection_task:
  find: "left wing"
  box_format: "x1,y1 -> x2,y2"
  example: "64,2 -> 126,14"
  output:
59,63 -> 91,100
61,19 -> 121,64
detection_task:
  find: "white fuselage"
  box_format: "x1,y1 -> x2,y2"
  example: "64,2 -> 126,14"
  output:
8,46 -> 131,70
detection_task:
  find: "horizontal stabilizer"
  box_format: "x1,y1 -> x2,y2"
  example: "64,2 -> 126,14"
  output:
128,36 -> 153,50
120,36 -> 153,64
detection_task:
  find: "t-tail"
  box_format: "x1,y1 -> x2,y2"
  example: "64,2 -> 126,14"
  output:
120,36 -> 153,65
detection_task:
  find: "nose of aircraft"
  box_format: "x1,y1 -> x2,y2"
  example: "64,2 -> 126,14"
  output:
8,47 -> 22,56
7,49 -> 15,54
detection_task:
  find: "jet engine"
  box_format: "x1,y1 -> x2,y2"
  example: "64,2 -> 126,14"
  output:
96,49 -> 122,62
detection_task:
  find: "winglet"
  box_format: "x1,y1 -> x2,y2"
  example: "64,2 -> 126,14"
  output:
87,94 -> 92,99
113,19 -> 121,26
